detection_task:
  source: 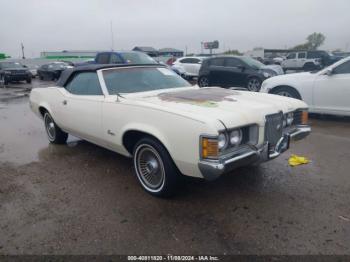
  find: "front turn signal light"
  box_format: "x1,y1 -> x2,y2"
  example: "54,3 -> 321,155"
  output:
301,111 -> 308,125
201,137 -> 219,159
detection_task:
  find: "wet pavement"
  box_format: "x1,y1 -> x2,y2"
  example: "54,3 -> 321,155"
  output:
0,80 -> 349,255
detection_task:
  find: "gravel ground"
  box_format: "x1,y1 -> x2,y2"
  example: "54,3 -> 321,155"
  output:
0,79 -> 349,255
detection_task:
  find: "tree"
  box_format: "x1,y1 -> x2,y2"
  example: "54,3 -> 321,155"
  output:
307,33 -> 326,50
292,32 -> 326,51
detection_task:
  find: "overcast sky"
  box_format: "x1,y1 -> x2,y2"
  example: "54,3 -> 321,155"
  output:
1,0 -> 350,58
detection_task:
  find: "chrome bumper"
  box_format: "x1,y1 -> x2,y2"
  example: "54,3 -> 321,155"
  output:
198,125 -> 311,181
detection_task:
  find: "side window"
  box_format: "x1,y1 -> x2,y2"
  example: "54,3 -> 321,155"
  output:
307,52 -> 318,59
210,58 -> 225,66
65,72 -> 103,95
180,58 -> 196,64
298,52 -> 306,59
287,53 -> 296,59
110,53 -> 123,64
96,53 -> 110,64
333,61 -> 350,75
225,58 -> 243,67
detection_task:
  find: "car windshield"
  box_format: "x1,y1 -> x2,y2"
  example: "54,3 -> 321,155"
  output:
0,62 -> 25,69
103,67 -> 191,94
50,63 -> 69,69
240,56 -> 265,69
120,52 -> 157,64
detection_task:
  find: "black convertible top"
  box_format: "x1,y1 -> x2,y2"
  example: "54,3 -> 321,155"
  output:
56,64 -> 164,87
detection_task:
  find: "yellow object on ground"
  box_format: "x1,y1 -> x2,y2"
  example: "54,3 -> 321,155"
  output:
288,154 -> 310,167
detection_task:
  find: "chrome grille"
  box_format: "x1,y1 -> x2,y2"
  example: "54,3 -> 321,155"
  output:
265,112 -> 283,149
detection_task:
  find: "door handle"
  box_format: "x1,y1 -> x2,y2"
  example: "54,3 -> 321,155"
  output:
62,100 -> 67,105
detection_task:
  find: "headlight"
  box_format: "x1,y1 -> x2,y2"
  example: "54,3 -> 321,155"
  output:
263,72 -> 271,78
229,129 -> 242,146
218,133 -> 228,150
4,70 -> 11,74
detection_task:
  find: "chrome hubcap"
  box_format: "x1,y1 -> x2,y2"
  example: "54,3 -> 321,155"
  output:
44,114 -> 56,140
135,145 -> 165,190
277,91 -> 292,97
247,79 -> 260,91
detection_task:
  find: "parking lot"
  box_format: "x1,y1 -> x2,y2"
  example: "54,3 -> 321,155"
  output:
0,80 -> 349,255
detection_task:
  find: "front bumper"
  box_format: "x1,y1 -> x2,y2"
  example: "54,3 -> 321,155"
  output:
198,125 -> 311,181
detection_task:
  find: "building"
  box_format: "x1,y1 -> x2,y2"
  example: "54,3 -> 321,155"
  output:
158,48 -> 184,57
40,50 -> 99,59
132,46 -> 158,57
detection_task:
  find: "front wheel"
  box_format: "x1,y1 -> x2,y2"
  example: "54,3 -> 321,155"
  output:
271,86 -> 301,100
26,77 -> 32,84
44,112 -> 68,144
198,76 -> 210,87
246,77 -> 261,92
133,137 -> 182,197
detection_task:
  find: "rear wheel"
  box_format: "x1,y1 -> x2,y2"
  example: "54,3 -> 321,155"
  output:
246,77 -> 261,92
198,76 -> 209,87
303,63 -> 316,71
133,137 -> 181,197
44,112 -> 68,144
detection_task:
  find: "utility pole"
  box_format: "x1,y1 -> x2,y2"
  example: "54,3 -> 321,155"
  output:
21,42 -> 25,59
110,21 -> 115,51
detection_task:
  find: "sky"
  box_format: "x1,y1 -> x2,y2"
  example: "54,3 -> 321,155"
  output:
1,0 -> 350,58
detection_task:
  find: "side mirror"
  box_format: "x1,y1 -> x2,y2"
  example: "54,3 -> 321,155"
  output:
325,69 -> 333,76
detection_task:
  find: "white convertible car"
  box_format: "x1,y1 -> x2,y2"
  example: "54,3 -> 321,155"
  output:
261,56 -> 350,116
30,64 -> 310,196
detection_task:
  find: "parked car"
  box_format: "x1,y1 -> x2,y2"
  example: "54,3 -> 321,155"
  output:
171,56 -> 207,79
94,51 -> 157,65
27,65 -> 39,78
198,56 -> 283,91
281,50 -> 341,72
37,62 -> 73,81
0,61 -> 32,85
261,56 -> 350,116
30,64 -> 310,197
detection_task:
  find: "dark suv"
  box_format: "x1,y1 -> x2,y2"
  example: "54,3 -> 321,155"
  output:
0,61 -> 32,85
198,56 -> 278,91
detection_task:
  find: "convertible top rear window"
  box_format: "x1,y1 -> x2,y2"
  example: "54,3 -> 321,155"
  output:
102,67 -> 191,94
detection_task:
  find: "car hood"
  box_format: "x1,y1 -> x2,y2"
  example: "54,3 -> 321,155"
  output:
123,86 -> 307,128
261,65 -> 284,75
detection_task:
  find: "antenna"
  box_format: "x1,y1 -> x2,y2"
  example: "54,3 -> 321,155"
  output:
110,21 -> 115,51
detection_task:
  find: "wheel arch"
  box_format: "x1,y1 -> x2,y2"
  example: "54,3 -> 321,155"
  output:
269,85 -> 302,100
38,103 -> 53,119
122,127 -> 172,158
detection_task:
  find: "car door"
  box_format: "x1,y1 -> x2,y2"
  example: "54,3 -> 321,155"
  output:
297,52 -> 307,68
208,58 -> 225,86
283,53 -> 297,69
313,60 -> 350,115
222,58 -> 247,88
178,58 -> 195,76
57,72 -> 106,143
